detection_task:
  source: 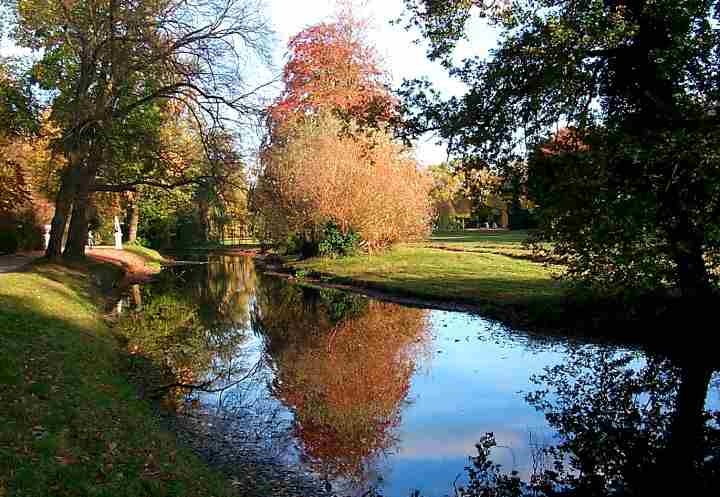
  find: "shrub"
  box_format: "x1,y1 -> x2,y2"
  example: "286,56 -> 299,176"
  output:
0,210 -> 43,253
0,228 -> 19,254
255,113 -> 433,252
318,221 -> 360,258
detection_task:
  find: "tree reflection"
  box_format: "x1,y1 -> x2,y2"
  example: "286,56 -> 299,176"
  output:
116,256 -> 257,405
253,276 -> 431,489
192,255 -> 256,330
445,350 -> 720,497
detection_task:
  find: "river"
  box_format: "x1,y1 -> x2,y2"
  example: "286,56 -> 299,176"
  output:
114,254 -> 720,497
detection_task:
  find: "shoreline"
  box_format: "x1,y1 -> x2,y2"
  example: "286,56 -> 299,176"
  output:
90,248 -> 332,497
0,255 -> 240,496
0,249 -> 332,497
253,253 -> 720,360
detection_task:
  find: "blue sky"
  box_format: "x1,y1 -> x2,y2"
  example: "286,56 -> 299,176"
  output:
0,0 -> 500,164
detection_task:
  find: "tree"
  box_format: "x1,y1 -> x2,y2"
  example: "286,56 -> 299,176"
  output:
0,62 -> 58,251
255,112 -> 432,253
428,162 -> 514,229
0,58 -> 36,136
268,5 -> 395,132
4,0 -> 270,259
0,59 -> 36,215
101,110 -> 249,248
257,10 -> 432,255
399,0 -> 720,298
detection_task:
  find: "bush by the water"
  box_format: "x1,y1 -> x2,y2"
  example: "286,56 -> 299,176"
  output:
253,113 -> 433,253
318,222 -> 360,258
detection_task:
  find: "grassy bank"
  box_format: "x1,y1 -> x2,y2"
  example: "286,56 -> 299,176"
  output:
290,231 -> 568,327
0,261 -> 235,496
87,245 -> 167,282
122,243 -> 167,269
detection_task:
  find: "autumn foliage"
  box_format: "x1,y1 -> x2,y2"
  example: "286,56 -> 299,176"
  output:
269,11 -> 395,131
0,107 -> 59,251
256,113 -> 432,251
256,11 -> 432,253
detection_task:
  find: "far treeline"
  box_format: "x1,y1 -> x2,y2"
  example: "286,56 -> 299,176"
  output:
1,0 -> 720,301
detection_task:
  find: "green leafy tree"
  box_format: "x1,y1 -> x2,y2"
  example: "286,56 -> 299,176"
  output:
399,0 -> 720,298
3,0 -> 270,259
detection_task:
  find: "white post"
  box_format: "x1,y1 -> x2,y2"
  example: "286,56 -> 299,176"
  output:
42,225 -> 51,250
113,216 -> 123,249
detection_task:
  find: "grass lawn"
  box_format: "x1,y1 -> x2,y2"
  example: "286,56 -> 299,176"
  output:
427,229 -> 532,249
0,261 -> 235,497
419,229 -> 550,260
291,231 -> 567,326
122,243 -> 167,269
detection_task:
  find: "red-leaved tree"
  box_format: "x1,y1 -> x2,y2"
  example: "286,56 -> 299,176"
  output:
254,8 -> 432,253
268,7 -> 395,132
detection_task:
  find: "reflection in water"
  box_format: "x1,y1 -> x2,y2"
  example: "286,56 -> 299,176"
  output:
115,256 -> 720,497
116,257 -> 257,407
451,351 -> 720,497
253,274 -> 431,490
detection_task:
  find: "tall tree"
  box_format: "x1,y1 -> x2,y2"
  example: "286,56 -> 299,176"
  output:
4,0 -> 270,259
399,0 -> 720,298
257,10 -> 431,254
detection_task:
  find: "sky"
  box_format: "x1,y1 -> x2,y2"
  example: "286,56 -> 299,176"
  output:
0,0 -> 500,165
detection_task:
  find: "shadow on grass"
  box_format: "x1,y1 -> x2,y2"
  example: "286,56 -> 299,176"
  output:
0,273 -> 235,497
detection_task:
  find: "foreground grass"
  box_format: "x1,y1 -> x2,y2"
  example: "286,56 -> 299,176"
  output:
0,262 -> 235,496
291,239 -> 567,326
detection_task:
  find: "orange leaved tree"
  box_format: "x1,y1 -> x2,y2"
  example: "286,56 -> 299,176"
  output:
255,9 -> 431,254
268,8 -> 394,132
255,113 -> 432,253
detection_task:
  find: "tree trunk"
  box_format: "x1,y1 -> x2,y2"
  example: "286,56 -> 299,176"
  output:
674,241 -> 713,299
670,210 -> 713,299
63,165 -> 96,260
198,190 -> 210,243
126,200 -> 139,243
46,165 -> 79,259
653,362 -> 714,495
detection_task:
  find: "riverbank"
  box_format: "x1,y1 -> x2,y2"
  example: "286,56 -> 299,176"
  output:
0,256 -> 239,496
283,230 -> 567,330
282,230 -> 714,338
87,244 -> 168,283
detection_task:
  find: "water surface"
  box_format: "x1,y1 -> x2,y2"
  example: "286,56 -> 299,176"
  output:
116,255 -> 720,496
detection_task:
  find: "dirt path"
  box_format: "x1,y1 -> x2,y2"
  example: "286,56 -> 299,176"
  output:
0,252 -> 42,274
0,248 -> 163,283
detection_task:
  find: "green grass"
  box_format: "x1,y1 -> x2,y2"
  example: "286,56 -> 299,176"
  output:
418,229 -> 550,261
291,234 -> 567,327
122,243 -> 166,269
0,261 -> 236,497
428,229 -> 532,248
